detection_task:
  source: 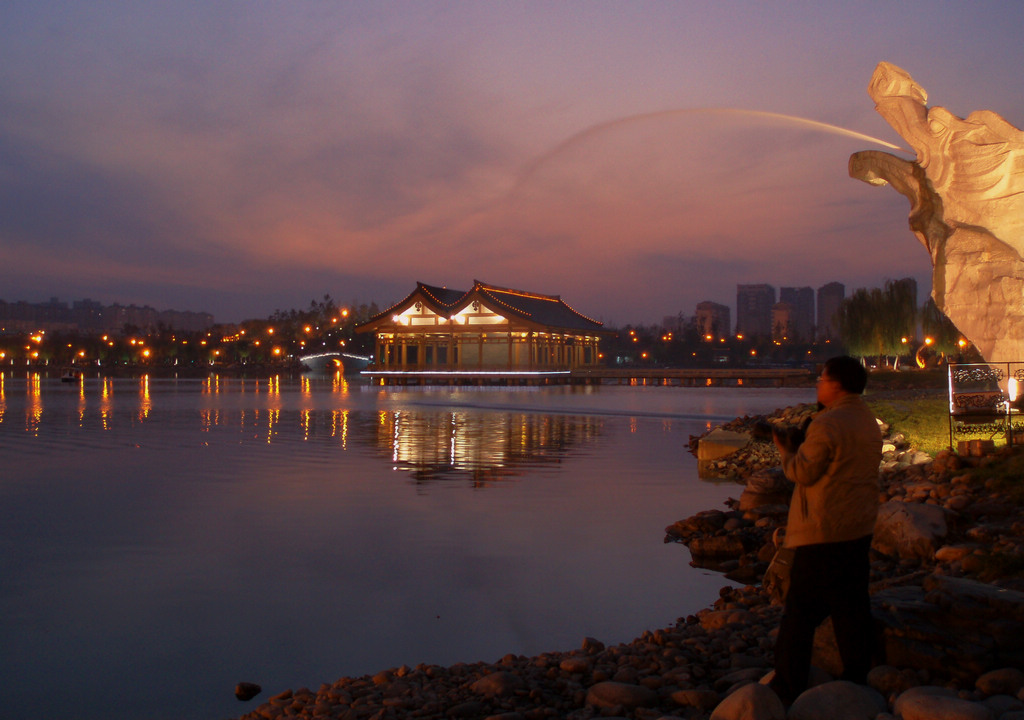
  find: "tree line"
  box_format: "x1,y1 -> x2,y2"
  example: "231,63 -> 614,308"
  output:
835,277 -> 964,368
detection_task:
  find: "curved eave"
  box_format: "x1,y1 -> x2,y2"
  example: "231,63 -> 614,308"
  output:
354,284 -> 458,334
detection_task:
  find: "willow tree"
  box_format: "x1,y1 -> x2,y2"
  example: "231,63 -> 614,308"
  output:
920,297 -> 962,354
837,287 -> 882,361
837,278 -> 918,367
882,278 -> 919,368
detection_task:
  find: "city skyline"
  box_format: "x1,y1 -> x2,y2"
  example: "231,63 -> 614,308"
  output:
2,2 -> 1022,325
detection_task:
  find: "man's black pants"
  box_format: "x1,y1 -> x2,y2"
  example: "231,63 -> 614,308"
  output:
771,535 -> 874,704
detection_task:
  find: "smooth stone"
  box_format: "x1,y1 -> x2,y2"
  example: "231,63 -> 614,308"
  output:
976,667 -> 1024,696
559,657 -> 590,674
470,671 -> 526,697
873,500 -> 949,559
235,682 -> 262,701
788,681 -> 886,720
894,686 -> 994,720
697,429 -> 750,461
670,688 -> 720,711
700,609 -> 755,631
709,682 -> 785,720
585,681 -> 657,710
867,664 -> 919,697
688,534 -> 746,558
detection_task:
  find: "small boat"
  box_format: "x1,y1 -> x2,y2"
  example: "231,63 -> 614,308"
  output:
60,367 -> 82,382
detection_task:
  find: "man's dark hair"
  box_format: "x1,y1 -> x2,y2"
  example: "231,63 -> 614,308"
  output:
823,355 -> 868,394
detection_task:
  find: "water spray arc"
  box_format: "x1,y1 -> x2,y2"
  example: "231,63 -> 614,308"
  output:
515,107 -> 910,190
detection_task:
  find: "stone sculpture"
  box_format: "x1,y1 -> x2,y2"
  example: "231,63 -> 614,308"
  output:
849,62 -> 1024,361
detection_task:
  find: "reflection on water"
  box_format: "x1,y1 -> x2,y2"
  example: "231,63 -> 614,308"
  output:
374,409 -> 603,484
0,371 -> 816,720
0,373 -> 599,481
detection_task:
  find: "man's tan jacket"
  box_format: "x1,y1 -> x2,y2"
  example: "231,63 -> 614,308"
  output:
779,394 -> 882,548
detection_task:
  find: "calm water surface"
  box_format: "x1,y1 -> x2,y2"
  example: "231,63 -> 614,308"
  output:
0,372 -> 812,720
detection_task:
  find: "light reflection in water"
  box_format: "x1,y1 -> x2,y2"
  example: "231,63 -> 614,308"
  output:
100,378 -> 113,431
0,376 -> 603,481
375,409 -> 603,485
331,409 -> 349,449
78,378 -> 87,426
301,409 -> 312,440
266,408 -> 280,443
138,375 -> 151,422
26,373 -> 42,435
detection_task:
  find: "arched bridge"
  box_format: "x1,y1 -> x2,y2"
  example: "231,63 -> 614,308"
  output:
297,352 -> 373,372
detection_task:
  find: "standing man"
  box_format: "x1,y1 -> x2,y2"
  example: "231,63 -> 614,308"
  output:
769,355 -> 882,706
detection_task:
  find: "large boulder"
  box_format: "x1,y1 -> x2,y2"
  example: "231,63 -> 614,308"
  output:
893,685 -> 995,720
788,680 -> 887,720
709,682 -> 785,720
584,681 -> 657,710
873,500 -> 949,559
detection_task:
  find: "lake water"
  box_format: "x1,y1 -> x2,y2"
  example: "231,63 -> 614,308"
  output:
0,371 -> 813,720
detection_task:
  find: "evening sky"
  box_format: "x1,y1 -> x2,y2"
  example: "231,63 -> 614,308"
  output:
2,1 -> 1022,325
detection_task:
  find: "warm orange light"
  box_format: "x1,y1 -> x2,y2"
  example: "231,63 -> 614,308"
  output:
273,347 -> 282,356
142,349 -> 151,358
958,339 -> 967,348
304,326 -> 312,333
705,334 -> 713,341
267,327 -> 275,334
924,337 -> 934,346
341,309 -> 349,318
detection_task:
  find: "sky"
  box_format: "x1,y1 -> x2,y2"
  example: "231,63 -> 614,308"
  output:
2,1 -> 1023,327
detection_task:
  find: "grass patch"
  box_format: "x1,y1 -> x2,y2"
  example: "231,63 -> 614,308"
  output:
864,391 -> 951,457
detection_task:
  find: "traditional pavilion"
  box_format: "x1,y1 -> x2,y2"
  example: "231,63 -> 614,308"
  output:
356,280 -> 611,383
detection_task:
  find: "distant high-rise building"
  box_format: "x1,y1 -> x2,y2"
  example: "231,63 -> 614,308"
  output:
772,301 -> 793,341
817,282 -> 845,340
736,284 -> 775,338
661,313 -> 686,334
694,301 -> 731,340
780,286 -> 814,341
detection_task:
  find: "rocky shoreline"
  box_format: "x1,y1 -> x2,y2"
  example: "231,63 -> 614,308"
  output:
232,401 -> 1024,720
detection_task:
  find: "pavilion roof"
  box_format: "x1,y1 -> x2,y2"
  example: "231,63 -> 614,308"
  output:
357,280 -> 608,334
